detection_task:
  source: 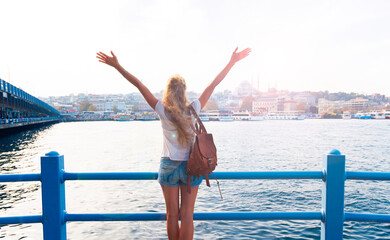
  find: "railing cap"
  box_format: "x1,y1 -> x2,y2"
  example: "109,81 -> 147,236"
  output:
329,149 -> 341,155
45,151 -> 60,157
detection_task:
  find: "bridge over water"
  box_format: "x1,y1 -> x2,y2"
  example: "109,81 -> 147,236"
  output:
0,78 -> 60,134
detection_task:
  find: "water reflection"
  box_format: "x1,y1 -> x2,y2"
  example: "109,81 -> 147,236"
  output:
0,125 -> 54,239
1,120 -> 390,239
0,125 -> 54,170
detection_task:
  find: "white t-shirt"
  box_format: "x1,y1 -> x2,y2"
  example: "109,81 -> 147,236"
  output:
155,99 -> 201,161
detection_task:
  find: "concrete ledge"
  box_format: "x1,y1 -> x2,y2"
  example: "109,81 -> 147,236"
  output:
0,119 -> 59,136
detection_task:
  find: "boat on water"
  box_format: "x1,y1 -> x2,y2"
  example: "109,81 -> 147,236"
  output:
369,111 -> 386,119
249,112 -> 265,121
208,110 -> 220,121
265,113 -> 305,120
385,110 -> 390,119
219,110 -> 234,121
355,112 -> 371,119
199,111 -> 209,122
342,111 -> 352,119
233,111 -> 251,121
114,113 -> 135,121
136,112 -> 158,121
233,111 -> 265,121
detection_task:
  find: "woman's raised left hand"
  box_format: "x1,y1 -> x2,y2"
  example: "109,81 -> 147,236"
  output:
96,51 -> 120,68
230,47 -> 251,64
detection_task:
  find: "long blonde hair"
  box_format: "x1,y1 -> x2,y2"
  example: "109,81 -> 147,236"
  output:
162,74 -> 193,147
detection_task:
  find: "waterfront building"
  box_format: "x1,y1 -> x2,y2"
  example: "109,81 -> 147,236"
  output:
134,101 -> 154,112
92,100 -> 107,112
318,98 -> 344,116
92,100 -> 127,112
291,92 -> 316,107
252,97 -> 284,113
344,97 -> 370,113
283,100 -> 298,112
253,97 -> 277,112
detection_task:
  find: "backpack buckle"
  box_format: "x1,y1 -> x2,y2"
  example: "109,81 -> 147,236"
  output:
207,158 -> 212,166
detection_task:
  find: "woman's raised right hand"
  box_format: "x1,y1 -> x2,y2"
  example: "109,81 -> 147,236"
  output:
96,51 -> 120,68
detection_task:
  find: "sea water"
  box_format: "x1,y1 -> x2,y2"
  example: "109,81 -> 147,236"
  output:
1,119 -> 390,239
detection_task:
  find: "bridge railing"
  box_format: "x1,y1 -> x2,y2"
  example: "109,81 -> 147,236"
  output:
0,150 -> 389,240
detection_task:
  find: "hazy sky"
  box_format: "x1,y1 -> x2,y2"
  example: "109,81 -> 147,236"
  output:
1,0 -> 390,98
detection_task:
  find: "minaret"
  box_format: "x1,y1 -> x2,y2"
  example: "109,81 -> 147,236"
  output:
251,76 -> 253,96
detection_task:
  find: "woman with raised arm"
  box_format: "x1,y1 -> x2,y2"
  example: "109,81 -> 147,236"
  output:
96,47 -> 251,240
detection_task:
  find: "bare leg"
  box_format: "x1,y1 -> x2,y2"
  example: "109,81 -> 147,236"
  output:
179,185 -> 199,240
161,185 -> 180,240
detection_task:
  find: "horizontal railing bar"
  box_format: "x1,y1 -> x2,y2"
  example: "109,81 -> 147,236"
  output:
65,212 -> 322,222
0,215 -> 42,224
3,212 -> 390,225
63,172 -> 158,180
0,173 -> 41,182
63,171 -> 323,181
345,213 -> 390,223
346,172 -> 390,181
213,171 -> 323,179
1,171 -> 388,183
1,171 -> 389,182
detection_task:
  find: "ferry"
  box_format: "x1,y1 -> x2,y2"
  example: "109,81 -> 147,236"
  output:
342,111 -> 352,119
136,112 -> 158,121
369,111 -> 386,119
233,111 -> 251,121
286,115 -> 305,120
355,112 -> 371,119
219,110 -> 234,121
208,110 -> 219,121
199,111 -> 209,122
231,111 -> 264,121
114,113 -> 135,121
385,110 -> 390,119
265,113 -> 305,120
249,112 -> 264,121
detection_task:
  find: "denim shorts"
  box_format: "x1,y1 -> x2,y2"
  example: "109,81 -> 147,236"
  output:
158,157 -> 203,187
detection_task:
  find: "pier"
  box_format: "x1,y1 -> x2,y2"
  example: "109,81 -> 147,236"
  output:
0,78 -> 60,134
0,150 -> 389,239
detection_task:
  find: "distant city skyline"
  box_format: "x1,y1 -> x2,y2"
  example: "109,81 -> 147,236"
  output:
1,0 -> 390,98
40,84 -> 387,99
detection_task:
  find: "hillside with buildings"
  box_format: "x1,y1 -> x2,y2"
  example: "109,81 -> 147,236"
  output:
40,81 -> 389,120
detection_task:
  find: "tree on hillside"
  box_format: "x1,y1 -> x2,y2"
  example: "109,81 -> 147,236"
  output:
312,91 -> 367,102
79,101 -> 91,111
79,101 -> 97,112
309,106 -> 318,114
88,105 -> 97,111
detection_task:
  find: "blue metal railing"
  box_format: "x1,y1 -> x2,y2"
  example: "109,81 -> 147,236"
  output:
0,150 -> 390,239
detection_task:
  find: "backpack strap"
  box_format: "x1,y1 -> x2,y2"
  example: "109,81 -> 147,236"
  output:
205,174 -> 210,187
211,172 -> 223,200
188,105 -> 207,134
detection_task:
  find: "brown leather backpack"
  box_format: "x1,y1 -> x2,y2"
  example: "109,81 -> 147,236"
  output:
186,105 -> 222,199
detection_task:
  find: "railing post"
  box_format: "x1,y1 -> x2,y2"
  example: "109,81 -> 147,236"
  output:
41,151 -> 66,240
321,149 -> 345,240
